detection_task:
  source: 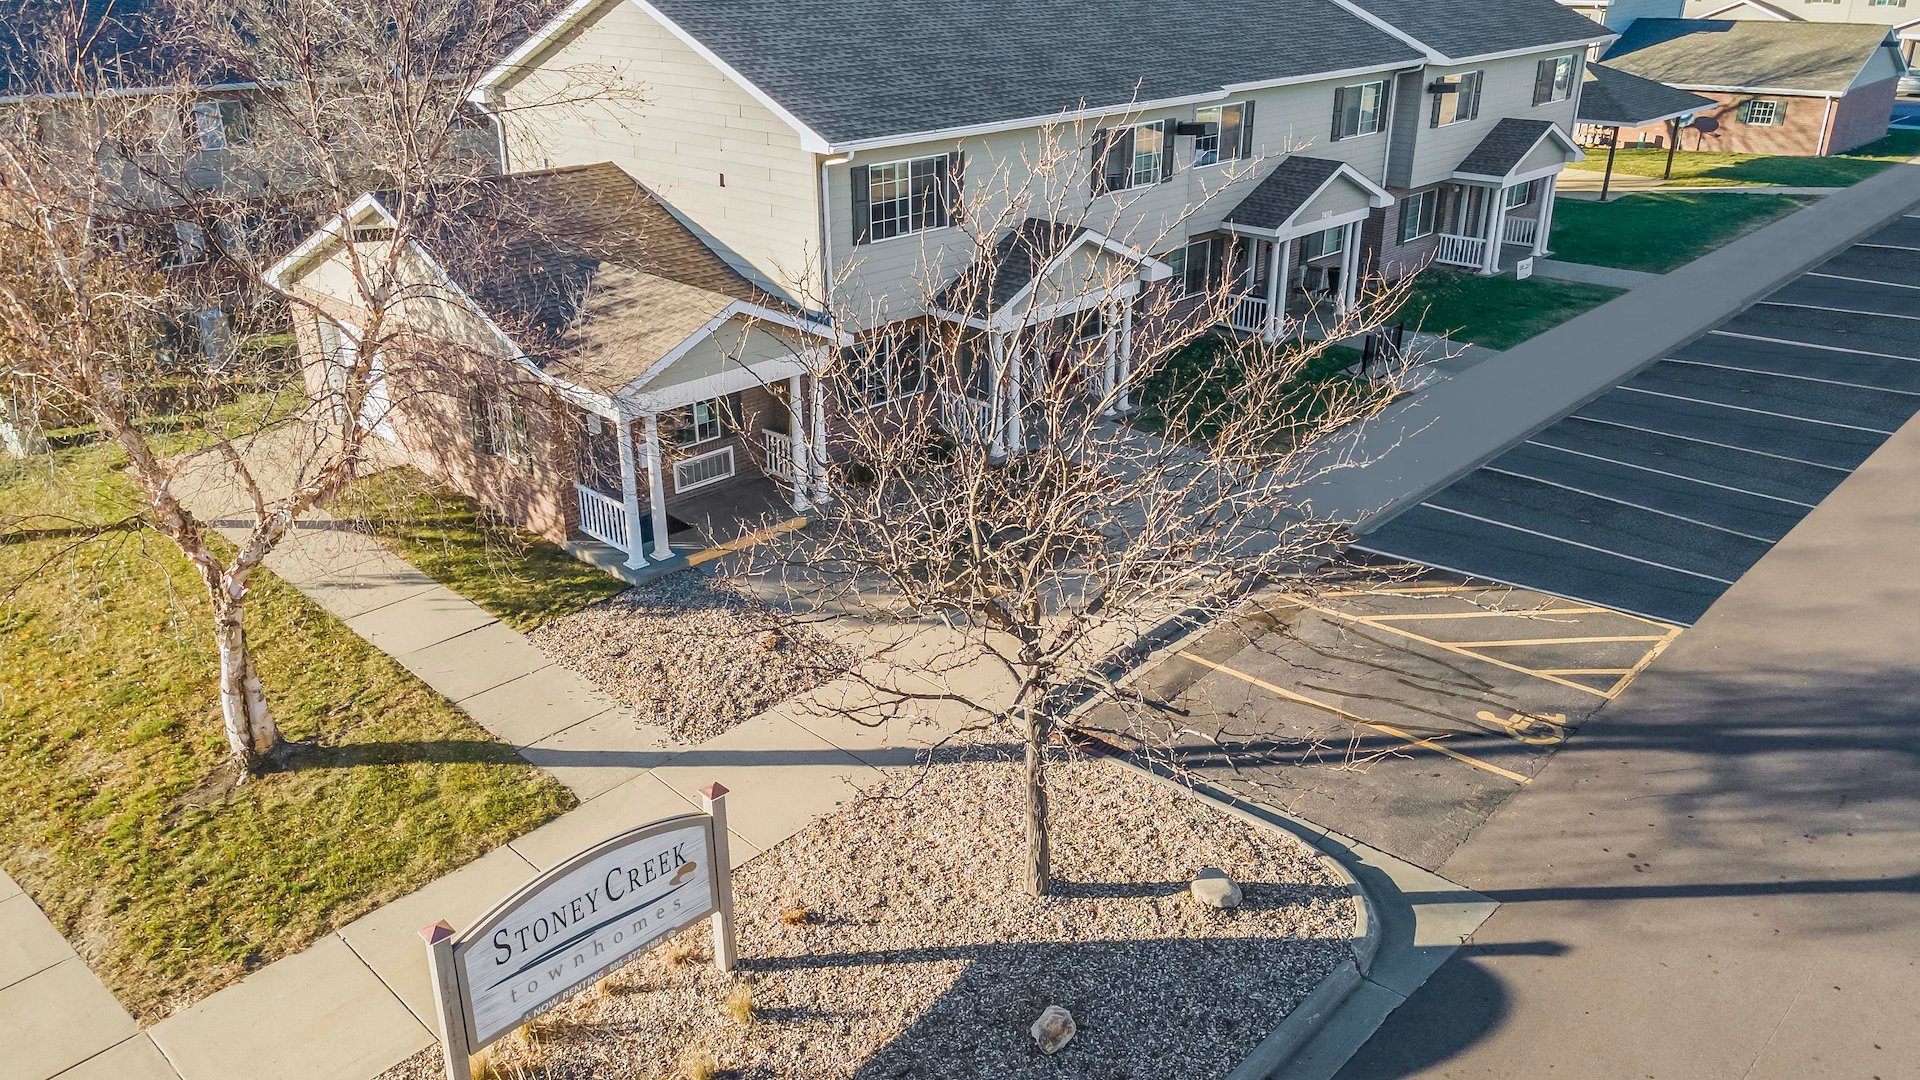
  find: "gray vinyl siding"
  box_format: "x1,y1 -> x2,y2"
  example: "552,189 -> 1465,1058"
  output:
827,71 -> 1412,333
1393,51 -> 1586,191
1594,0 -> 1682,28
491,0 -> 822,304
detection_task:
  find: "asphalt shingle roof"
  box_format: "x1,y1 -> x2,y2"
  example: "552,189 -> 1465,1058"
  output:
927,218 -> 1092,318
1222,156 -> 1347,231
1456,117 -> 1560,177
1577,61 -> 1713,127
642,0 -> 1425,145
1342,0 -> 1609,61
1602,19 -> 1893,95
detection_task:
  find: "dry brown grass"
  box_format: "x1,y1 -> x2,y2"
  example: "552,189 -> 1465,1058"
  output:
725,982 -> 755,1026
778,901 -> 812,927
676,1049 -> 718,1080
663,938 -> 699,967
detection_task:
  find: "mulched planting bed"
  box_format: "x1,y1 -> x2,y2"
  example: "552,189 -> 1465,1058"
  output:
383,741 -> 1357,1080
526,569 -> 856,744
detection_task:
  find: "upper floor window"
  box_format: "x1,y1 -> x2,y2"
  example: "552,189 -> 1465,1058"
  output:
1738,99 -> 1784,126
1093,120 -> 1173,196
189,100 -> 248,151
1430,71 -> 1484,127
857,154 -> 959,244
1332,80 -> 1388,140
1533,54 -> 1577,106
1193,101 -> 1253,167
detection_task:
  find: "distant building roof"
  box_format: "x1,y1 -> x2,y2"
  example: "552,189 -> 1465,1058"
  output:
1602,18 -> 1896,95
1342,0 -> 1610,62
1578,62 -> 1715,126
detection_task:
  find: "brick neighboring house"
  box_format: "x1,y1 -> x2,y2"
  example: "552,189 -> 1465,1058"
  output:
276,0 -> 1618,578
1599,19 -> 1905,155
1684,0 -> 1920,68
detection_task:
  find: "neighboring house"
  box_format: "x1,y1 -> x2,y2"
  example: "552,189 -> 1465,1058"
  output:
1684,0 -> 1920,67
1601,19 -> 1905,154
279,0 -> 1614,576
1556,0 -> 1685,32
1576,61 -> 1717,147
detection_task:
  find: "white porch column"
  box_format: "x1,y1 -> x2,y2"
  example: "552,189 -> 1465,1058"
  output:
1481,184 -> 1509,276
1101,305 -> 1118,409
1262,238 -> 1284,342
615,415 -> 648,569
1533,173 -> 1558,257
1337,223 -> 1361,316
988,331 -> 1008,457
786,373 -> 812,513
1005,336 -> 1026,454
808,368 -> 830,505
642,413 -> 672,561
1116,301 -> 1135,413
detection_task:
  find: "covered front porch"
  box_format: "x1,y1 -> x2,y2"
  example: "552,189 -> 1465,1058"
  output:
1430,119 -> 1583,274
1215,155 -> 1395,338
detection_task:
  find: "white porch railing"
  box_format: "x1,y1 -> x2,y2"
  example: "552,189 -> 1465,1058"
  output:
1434,233 -> 1488,269
939,389 -> 995,442
1503,215 -> 1540,249
761,427 -> 795,482
575,483 -> 630,550
1226,293 -> 1269,335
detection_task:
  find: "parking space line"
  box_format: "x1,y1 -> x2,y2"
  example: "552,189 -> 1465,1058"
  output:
1364,606 -> 1605,621
1710,329 -> 1920,366
1567,416 -> 1852,472
1177,651 -> 1533,785
1855,242 -> 1920,254
1323,584 -> 1489,597
1477,465 -> 1780,543
1451,635 -> 1668,647
1614,386 -> 1899,435
1415,504 -> 1740,584
1289,594 -> 1675,697
1757,299 -> 1920,324
1805,271 -> 1920,291
1522,440 -> 1820,507
1660,357 -> 1920,397
1533,668 -> 1633,676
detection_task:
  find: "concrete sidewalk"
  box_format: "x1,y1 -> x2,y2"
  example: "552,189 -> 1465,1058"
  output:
1295,163 -> 1920,530
1333,394 -> 1920,1079
1531,258 -> 1658,289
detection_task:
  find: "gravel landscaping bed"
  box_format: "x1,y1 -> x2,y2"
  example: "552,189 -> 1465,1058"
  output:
382,741 -> 1357,1080
526,569 -> 855,743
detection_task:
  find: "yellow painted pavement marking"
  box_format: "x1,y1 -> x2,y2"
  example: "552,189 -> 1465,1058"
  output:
1325,584 -> 1491,597
1448,635 -> 1669,648
1179,651 -> 1532,785
685,516 -> 809,568
1533,668 -> 1634,676
1364,606 -> 1606,621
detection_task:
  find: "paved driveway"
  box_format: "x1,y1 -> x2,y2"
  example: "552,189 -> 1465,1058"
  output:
1356,214 -> 1920,625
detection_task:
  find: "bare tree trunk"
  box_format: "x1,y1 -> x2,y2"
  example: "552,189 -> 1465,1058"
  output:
1023,704 -> 1051,897
213,595 -> 280,773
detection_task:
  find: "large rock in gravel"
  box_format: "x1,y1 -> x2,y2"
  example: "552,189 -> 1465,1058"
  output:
1189,867 -> 1244,909
1030,1005 -> 1076,1055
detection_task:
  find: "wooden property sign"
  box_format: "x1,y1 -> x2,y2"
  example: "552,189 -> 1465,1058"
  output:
420,783 -> 737,1079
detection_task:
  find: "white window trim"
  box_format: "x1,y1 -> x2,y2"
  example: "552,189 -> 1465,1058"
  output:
1333,80 -> 1389,141
1431,70 -> 1485,128
1400,190 -> 1437,243
1128,120 -> 1166,189
672,445 -> 737,492
1192,101 -> 1251,169
865,154 -> 956,245
1535,54 -> 1577,107
1743,99 -> 1783,126
682,398 -> 725,446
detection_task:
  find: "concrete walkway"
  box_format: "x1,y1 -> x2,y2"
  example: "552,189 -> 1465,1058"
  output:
1530,257 -> 1659,289
1334,397 -> 1920,1079
1295,163 -> 1920,529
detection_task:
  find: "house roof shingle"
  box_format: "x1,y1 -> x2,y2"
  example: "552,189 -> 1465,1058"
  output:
1601,19 -> 1894,95
1577,61 -> 1714,127
927,218 -> 1092,319
1222,156 -> 1347,231
1341,0 -> 1610,62
639,0 -> 1428,146
1455,117 -> 1563,177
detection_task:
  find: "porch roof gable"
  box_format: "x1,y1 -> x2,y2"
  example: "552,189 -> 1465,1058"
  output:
926,219 -> 1173,329
1453,118 -> 1583,183
1221,155 -> 1393,236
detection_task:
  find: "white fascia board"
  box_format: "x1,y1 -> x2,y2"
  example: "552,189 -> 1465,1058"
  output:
826,59 -> 1420,155
988,232 -> 1172,327
1666,82 -> 1836,97
926,306 -> 994,332
1438,35 -> 1614,66
0,78 -> 260,106
616,299 -> 845,400
1696,0 -> 1795,20
1325,0 -> 1442,62
262,192 -> 388,291
471,0 -> 606,104
622,353 -> 807,415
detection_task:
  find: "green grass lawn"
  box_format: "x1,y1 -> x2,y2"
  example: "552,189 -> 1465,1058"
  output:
1549,192 -> 1810,273
1395,273 -> 1624,351
0,440 -> 575,1022
334,468 -> 627,632
1137,338 -> 1381,446
1568,130 -> 1920,188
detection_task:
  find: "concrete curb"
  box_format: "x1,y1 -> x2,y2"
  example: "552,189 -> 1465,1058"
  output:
1224,960 -> 1364,1080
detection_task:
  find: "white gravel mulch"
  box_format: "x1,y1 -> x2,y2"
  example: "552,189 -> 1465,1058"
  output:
381,741 -> 1358,1080
526,569 -> 855,743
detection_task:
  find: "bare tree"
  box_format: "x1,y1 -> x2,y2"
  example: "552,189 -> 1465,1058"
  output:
738,120 -> 1415,895
0,0 -> 632,773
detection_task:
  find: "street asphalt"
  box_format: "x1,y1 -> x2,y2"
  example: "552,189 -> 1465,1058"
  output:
1357,212 -> 1920,625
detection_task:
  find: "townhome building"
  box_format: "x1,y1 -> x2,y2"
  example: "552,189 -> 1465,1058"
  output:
1684,0 -> 1920,67
272,0 -> 1612,579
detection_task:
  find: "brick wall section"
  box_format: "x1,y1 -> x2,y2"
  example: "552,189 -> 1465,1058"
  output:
1826,78 -> 1898,156
1606,90 -> 1865,157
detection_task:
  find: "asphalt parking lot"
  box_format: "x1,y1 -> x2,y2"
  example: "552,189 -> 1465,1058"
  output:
1355,213 -> 1920,625
1082,572 -> 1681,869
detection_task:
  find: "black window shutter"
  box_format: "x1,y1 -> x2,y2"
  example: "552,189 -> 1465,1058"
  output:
1090,128 -> 1111,195
1373,81 -> 1388,136
944,150 -> 965,224
849,164 -> 871,245
1533,60 -> 1553,106
1331,86 -> 1348,140
469,389 -> 490,454
1161,120 -> 1176,181
1468,72 -> 1483,120
1238,99 -> 1256,160
1774,99 -> 1787,124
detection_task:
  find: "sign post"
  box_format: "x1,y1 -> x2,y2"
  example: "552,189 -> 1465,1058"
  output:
420,784 -> 738,1078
